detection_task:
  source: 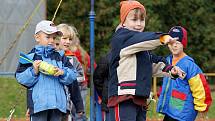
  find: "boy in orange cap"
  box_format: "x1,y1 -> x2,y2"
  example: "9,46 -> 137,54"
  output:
108,1 -> 181,121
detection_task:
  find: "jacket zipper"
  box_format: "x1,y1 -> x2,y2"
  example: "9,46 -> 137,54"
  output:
160,77 -> 171,112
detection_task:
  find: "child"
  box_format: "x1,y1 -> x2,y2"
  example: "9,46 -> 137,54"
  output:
57,23 -> 85,121
69,25 -> 93,89
156,26 -> 212,121
93,51 -> 111,121
15,20 -> 77,121
69,25 -> 96,121
108,1 -> 180,121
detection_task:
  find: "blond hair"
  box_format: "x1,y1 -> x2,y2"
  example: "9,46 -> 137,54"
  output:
57,24 -> 89,72
57,24 -> 75,39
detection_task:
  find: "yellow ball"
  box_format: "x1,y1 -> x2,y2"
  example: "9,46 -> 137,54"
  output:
39,61 -> 56,75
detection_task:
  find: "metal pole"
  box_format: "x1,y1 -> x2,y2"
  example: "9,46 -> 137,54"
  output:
89,0 -> 95,121
153,77 -> 158,120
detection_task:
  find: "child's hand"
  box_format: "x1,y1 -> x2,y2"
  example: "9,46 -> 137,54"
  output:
198,111 -> 208,120
170,66 -> 187,79
25,108 -> 30,117
170,66 -> 178,75
171,66 -> 186,79
162,65 -> 179,79
77,112 -> 84,116
33,60 -> 42,75
25,108 -> 30,121
53,67 -> 64,76
164,36 -> 179,45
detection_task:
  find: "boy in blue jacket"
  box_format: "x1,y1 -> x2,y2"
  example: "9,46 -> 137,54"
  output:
15,20 -> 77,121
157,26 -> 212,121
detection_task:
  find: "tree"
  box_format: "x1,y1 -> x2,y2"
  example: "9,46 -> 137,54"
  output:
47,0 -> 120,60
147,0 -> 215,72
47,0 -> 215,72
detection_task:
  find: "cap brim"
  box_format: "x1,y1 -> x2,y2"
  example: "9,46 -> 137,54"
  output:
55,31 -> 63,36
44,30 -> 63,36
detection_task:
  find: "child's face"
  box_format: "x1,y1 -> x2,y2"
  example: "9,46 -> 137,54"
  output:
54,41 -> 60,50
123,9 -> 145,32
168,41 -> 184,55
34,32 -> 57,46
59,29 -> 72,51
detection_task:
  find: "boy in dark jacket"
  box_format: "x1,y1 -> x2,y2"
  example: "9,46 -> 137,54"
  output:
108,1 -> 181,121
94,52 -> 173,121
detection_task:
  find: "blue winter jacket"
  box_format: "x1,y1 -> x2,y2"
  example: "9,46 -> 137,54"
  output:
15,45 -> 77,114
157,55 -> 212,121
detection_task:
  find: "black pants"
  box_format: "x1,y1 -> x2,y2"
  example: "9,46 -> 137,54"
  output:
109,100 -> 146,121
163,115 -> 178,121
31,109 -> 63,121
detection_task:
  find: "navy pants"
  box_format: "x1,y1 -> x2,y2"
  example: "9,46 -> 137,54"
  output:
163,115 -> 178,121
109,100 -> 146,121
31,109 -> 63,121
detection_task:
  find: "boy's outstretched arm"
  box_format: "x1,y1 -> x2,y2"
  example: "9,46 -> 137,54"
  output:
150,53 -> 183,78
117,29 -> 178,57
151,53 -> 167,77
150,53 -> 173,77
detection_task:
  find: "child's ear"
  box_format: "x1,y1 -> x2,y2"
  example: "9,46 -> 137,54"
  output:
34,34 -> 39,42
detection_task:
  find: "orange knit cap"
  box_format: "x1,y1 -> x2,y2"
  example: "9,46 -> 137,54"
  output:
120,1 -> 146,24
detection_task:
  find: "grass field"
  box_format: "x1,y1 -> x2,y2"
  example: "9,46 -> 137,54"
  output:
0,77 -> 214,119
0,77 -> 26,118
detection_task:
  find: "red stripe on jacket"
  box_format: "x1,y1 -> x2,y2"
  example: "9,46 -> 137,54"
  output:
199,74 -> 212,111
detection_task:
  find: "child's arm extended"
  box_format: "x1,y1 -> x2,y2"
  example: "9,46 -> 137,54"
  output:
150,53 -> 169,77
117,29 -> 177,57
150,54 -> 180,78
187,64 -> 212,112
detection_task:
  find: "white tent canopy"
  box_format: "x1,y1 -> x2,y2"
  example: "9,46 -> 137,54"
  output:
0,0 -> 46,73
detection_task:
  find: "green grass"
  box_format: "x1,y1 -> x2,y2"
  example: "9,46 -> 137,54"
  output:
0,77 -> 91,119
0,77 -> 214,119
146,91 -> 215,119
0,77 -> 26,118
207,91 -> 215,118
